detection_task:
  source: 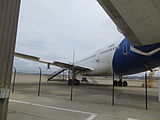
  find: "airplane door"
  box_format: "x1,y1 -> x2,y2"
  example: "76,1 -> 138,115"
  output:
122,41 -> 128,55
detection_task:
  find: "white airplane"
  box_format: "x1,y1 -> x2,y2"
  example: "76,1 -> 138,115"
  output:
15,0 -> 160,86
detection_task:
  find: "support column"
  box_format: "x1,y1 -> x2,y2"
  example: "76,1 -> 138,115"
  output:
0,0 -> 21,120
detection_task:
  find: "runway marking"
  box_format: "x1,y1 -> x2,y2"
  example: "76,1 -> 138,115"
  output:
128,118 -> 139,120
10,99 -> 97,119
86,113 -> 97,120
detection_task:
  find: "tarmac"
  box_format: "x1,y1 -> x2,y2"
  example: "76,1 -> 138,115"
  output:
7,74 -> 160,120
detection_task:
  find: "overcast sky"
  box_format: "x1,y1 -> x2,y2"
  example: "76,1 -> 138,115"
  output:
14,0 -> 124,73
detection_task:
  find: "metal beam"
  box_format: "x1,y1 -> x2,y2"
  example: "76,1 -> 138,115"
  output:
0,0 -> 21,120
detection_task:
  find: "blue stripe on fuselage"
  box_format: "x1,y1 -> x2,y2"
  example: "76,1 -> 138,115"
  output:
112,38 -> 160,75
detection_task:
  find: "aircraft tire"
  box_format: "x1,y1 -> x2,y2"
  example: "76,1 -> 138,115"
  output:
68,79 -> 80,86
113,80 -> 118,86
118,80 -> 123,87
123,81 -> 128,87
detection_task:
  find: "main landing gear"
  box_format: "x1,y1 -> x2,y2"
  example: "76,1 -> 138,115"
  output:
68,79 -> 80,86
113,76 -> 128,87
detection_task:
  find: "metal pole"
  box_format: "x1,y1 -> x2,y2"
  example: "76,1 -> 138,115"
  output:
70,51 -> 75,101
112,73 -> 115,106
145,71 -> 148,110
62,71 -> 65,82
71,70 -> 75,101
12,67 -> 16,93
60,71 -> 64,82
38,67 -> 42,96
68,70 -> 70,80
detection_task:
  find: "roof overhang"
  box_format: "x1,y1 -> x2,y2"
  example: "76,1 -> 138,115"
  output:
98,0 -> 160,46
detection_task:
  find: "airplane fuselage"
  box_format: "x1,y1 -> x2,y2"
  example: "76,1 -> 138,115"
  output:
76,38 -> 160,76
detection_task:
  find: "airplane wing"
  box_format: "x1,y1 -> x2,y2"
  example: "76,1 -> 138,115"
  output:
14,52 -> 92,72
98,0 -> 160,46
53,61 -> 92,72
15,52 -> 54,65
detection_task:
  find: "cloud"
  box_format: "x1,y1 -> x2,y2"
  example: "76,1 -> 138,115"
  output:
14,0 -> 124,72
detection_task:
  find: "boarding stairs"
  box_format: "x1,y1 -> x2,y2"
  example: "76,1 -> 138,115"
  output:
48,68 -> 66,81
